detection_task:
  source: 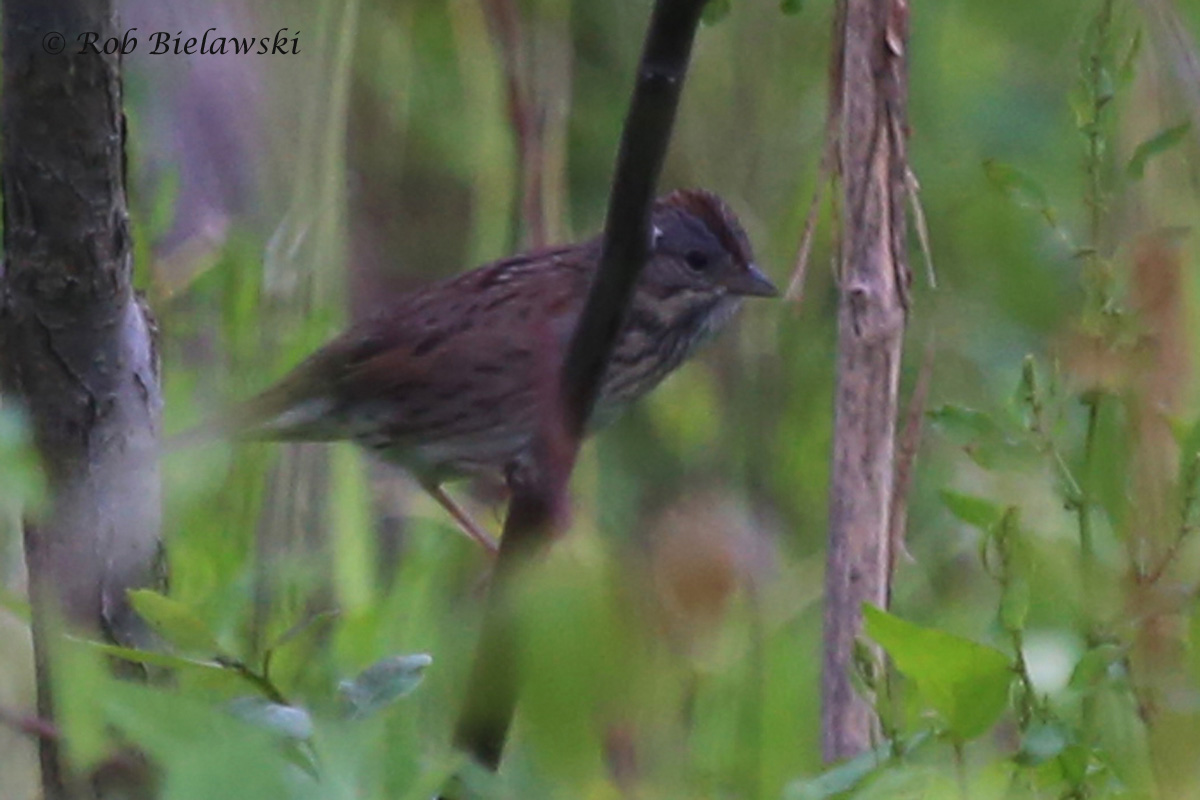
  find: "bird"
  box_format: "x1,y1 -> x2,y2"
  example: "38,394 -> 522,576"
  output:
189,189 -> 776,553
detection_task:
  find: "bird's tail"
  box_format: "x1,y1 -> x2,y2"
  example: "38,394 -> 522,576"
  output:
166,380 -> 338,453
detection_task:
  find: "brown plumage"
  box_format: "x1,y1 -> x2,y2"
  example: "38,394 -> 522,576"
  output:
200,189 -> 776,550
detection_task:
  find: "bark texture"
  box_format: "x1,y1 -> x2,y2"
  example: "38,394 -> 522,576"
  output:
1,1 -> 162,795
821,0 -> 911,763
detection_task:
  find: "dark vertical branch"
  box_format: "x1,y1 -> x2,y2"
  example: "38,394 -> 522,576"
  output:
1,1 -> 163,795
821,0 -> 911,762
452,0 -> 709,771
560,1 -> 709,440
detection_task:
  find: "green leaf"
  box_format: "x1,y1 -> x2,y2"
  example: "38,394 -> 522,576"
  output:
994,510 -> 1031,632
53,635 -> 113,770
784,732 -> 933,800
267,609 -> 339,654
1190,595 -> 1200,687
928,405 -> 1001,442
0,405 -> 47,515
338,653 -> 432,719
864,606 -> 1012,740
928,405 -> 1036,471
1068,85 -> 1093,131
965,440 -> 1035,471
1127,122 -> 1191,179
1058,743 -> 1091,786
702,0 -> 731,24
1174,415 -> 1200,470
781,0 -> 804,14
102,682 -> 295,799
1118,29 -> 1142,87
983,159 -> 1052,214
1000,573 -> 1030,633
1016,721 -> 1070,765
76,638 -> 229,675
126,589 -> 223,655
1068,643 -> 1124,691
940,490 -> 1004,531
1095,67 -> 1114,107
227,697 -> 314,740
784,741 -> 891,800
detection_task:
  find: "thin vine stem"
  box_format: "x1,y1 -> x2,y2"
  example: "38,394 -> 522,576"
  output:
1078,395 -> 1101,603
1009,627 -> 1038,728
1083,0 -> 1115,315
1077,392 -> 1102,742
215,657 -> 291,706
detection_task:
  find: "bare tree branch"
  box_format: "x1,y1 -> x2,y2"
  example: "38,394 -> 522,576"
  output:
821,0 -> 912,762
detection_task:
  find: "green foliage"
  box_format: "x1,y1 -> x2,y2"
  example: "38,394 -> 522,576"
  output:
52,619 -> 436,794
1126,121 -> 1191,179
0,405 -> 45,519
702,0 -> 732,25
982,159 -> 1055,219
895,4 -> 1200,796
784,740 -> 893,800
928,404 -> 1037,470
938,489 -> 1004,531
0,412 -> 35,618
52,635 -> 113,771
80,640 -> 231,677
103,682 -> 302,800
337,653 -> 431,719
4,0 -> 1200,797
785,733 -> 932,800
227,697 -> 314,740
865,606 -> 1012,740
127,589 -> 224,655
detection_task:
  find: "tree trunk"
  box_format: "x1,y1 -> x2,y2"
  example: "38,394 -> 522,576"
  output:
1,2 -> 162,795
821,0 -> 911,763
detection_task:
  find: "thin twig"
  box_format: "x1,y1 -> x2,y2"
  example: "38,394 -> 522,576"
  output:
1142,451 -> 1200,584
888,331 -> 935,582
1020,358 -> 1084,503
904,167 -> 937,290
786,30 -> 846,306
0,704 -> 60,742
481,0 -> 548,248
1077,393 -> 1101,738
1078,396 -> 1101,581
214,657 -> 291,706
785,140 -> 836,302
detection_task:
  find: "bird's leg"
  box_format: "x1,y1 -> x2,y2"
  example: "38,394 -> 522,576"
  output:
421,480 -> 500,557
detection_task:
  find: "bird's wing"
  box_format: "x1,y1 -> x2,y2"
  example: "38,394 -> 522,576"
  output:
176,249 -> 589,448
332,267 -> 586,444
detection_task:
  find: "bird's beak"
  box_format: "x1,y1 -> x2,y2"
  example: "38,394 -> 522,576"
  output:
728,263 -> 779,297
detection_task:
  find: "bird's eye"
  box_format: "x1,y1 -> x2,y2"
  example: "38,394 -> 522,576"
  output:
684,250 -> 710,271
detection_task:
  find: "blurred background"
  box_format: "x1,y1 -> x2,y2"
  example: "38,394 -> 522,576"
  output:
3,0 -> 1200,797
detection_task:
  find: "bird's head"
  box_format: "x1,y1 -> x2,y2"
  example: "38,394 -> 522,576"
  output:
644,188 -> 777,300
